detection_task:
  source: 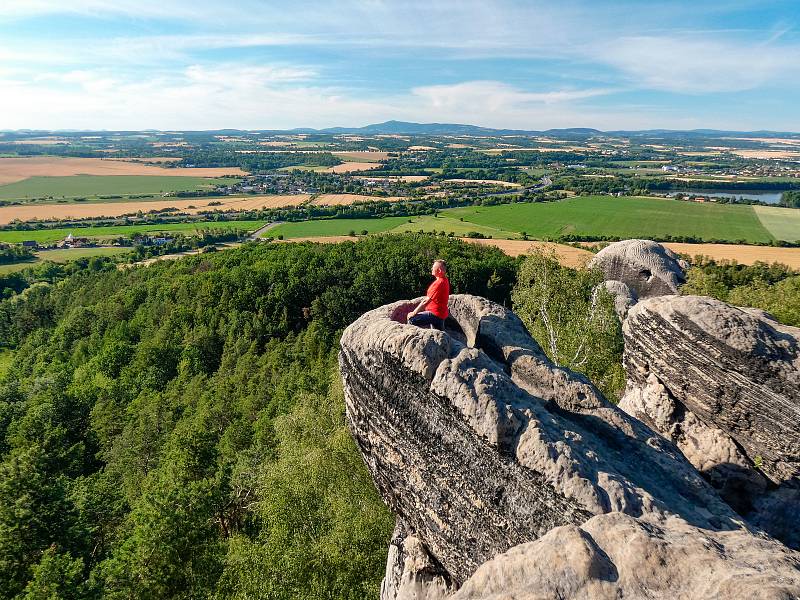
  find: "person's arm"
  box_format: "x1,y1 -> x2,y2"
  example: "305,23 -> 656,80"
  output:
407,297 -> 430,321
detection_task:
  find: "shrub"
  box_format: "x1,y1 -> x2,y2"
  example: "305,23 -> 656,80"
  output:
512,250 -> 625,400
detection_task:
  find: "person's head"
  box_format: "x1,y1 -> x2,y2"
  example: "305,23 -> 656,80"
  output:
431,259 -> 447,277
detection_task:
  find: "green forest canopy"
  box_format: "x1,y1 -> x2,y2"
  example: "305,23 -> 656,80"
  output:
0,235 -> 798,599
0,235 -> 516,599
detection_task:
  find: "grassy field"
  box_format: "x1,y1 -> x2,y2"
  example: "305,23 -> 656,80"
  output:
753,205 -> 800,241
445,196 -> 775,243
519,167 -> 550,177
0,220 -> 266,243
611,160 -> 670,166
389,215 -> 515,238
0,247 -> 135,274
266,217 -> 411,239
277,165 -> 332,173
0,175 -> 234,200
0,261 -> 36,274
332,152 -> 388,162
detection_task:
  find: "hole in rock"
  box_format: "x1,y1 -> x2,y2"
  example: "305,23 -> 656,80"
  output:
639,268 -> 652,280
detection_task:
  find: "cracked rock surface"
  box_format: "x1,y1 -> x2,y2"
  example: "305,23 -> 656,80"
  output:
339,294 -> 800,598
620,294 -> 800,549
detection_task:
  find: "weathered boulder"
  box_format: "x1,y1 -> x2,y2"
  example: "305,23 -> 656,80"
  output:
596,279 -> 637,319
620,294 -> 800,547
339,294 -> 790,596
454,512 -> 800,600
589,239 -> 687,299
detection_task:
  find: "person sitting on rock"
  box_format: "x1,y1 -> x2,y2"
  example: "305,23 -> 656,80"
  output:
407,259 -> 450,330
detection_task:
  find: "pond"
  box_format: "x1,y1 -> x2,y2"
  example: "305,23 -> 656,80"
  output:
666,189 -> 787,204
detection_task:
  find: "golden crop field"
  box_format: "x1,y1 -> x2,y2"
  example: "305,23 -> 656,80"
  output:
326,162 -> 384,173
0,157 -> 245,185
663,243 -> 800,269
0,195 -> 308,224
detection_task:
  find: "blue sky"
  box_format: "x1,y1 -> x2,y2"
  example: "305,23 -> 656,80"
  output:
1,0 -> 799,131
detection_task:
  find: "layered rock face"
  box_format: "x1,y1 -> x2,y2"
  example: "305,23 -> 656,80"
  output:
620,294 -> 800,548
339,294 -> 800,598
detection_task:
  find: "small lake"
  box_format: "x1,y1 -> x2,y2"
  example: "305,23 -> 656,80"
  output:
667,189 -> 787,204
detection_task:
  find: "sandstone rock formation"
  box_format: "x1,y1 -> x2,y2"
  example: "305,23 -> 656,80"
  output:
596,279 -> 637,319
620,294 -> 800,548
382,521 -> 452,600
339,294 -> 800,598
454,512 -> 800,600
589,239 -> 687,299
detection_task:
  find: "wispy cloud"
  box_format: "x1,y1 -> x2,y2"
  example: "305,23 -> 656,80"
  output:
0,0 -> 248,23
413,81 -> 616,109
0,69 -> 697,131
598,35 -> 800,93
1,1 -> 799,130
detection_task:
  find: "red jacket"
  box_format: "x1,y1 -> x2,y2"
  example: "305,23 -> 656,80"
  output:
426,276 -> 450,319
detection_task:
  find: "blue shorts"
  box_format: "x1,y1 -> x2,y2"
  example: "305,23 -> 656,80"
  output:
409,311 -> 445,330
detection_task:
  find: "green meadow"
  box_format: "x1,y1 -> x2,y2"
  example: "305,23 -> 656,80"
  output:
390,214 -> 514,238
0,175 -> 236,201
244,196 -> 787,244
265,217 -> 410,238
753,205 -> 800,241
444,195 -> 775,243
277,165 -> 332,173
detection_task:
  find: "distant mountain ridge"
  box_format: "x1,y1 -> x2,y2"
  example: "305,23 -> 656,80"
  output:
308,120 -> 604,137
286,120 -> 799,138
4,121 -> 800,138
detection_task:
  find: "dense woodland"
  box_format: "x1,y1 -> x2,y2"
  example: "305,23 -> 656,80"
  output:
176,151 -> 342,172
682,258 -> 800,326
1,236 -> 799,598
782,190 -> 800,208
0,236 -> 516,599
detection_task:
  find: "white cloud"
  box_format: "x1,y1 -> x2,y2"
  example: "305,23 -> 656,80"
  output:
0,68 -> 713,131
3,1 -> 800,97
595,35 -> 800,93
0,65 -> 387,130
183,64 -> 316,84
1,1 -> 799,130
0,0 -> 246,23
412,81 -> 615,110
